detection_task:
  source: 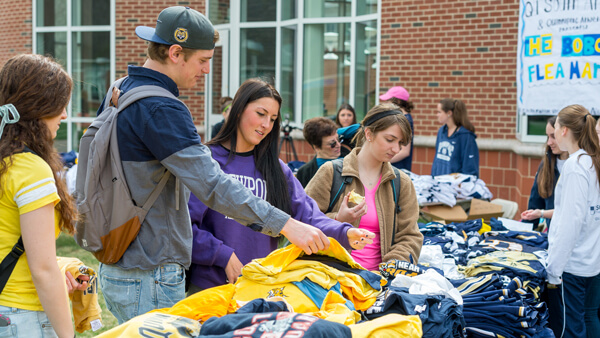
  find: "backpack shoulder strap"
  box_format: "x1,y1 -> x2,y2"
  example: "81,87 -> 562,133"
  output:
115,85 -> 180,113
0,237 -> 24,294
391,167 -> 402,214
101,77 -> 128,111
389,167 -> 403,250
111,85 -> 178,210
327,158 -> 353,213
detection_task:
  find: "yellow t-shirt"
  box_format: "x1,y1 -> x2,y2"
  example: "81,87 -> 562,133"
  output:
0,152 -> 60,311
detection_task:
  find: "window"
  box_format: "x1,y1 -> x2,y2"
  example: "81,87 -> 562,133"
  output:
240,28 -> 276,83
305,0 -> 351,18
355,20 -> 377,118
208,0 -> 230,25
280,26 -> 296,119
34,0 -> 114,152
207,0 -> 379,127
517,115 -> 555,142
303,23 -> 351,120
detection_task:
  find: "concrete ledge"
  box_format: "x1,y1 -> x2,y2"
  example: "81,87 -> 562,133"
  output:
277,129 -> 546,159
414,135 -> 545,158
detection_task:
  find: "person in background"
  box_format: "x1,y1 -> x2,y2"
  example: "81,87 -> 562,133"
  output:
211,96 -> 233,139
431,98 -> 479,177
296,117 -> 341,187
336,104 -> 359,157
596,117 -> 600,139
306,103 -> 423,271
521,116 -> 568,230
380,86 -> 415,171
546,104 -> 600,338
335,103 -> 357,128
187,79 -> 374,294
0,54 -> 87,337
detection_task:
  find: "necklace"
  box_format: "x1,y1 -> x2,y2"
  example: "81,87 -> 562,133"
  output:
361,168 -> 382,189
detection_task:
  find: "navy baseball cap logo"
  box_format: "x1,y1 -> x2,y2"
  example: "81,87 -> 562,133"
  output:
174,28 -> 188,43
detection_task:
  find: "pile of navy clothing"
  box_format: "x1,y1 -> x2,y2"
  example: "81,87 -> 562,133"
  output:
418,218 -> 555,337
201,299 -> 352,338
452,275 -> 554,338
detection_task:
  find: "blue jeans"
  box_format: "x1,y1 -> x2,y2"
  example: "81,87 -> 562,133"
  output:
0,305 -> 57,338
98,263 -> 186,324
548,272 -> 600,338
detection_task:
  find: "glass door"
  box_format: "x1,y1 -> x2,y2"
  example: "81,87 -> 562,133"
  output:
206,29 -> 230,141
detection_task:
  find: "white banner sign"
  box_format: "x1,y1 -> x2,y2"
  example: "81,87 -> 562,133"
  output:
518,1 -> 600,115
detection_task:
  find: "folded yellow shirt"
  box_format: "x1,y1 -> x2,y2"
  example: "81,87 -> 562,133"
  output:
234,238 -> 382,314
151,284 -> 237,323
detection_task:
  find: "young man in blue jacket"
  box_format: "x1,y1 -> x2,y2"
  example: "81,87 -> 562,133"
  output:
96,6 -> 353,324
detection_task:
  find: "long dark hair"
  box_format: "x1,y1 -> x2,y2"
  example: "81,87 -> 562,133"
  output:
556,104 -> 600,187
335,103 -> 357,127
0,54 -> 76,233
537,116 -> 558,198
440,98 -> 475,133
208,78 -> 291,214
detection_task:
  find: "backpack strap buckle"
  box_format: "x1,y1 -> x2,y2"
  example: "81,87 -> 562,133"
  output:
9,239 -> 24,259
110,87 -> 121,107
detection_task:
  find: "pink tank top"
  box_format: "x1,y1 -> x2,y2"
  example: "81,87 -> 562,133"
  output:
351,176 -> 382,271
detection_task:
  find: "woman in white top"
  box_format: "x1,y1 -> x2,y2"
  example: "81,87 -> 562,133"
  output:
547,104 -> 600,338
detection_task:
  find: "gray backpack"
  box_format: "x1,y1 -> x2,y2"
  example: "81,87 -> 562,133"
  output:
74,78 -> 179,264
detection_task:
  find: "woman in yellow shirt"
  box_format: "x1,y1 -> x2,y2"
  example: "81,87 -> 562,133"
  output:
0,54 -> 80,337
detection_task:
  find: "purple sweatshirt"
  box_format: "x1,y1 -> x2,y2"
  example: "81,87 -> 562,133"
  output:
189,144 -> 352,290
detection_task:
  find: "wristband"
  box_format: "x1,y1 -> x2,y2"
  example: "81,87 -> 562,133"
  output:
540,209 -> 544,218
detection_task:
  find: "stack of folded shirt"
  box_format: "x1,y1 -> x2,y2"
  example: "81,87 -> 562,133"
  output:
452,274 -> 553,338
404,171 -> 492,207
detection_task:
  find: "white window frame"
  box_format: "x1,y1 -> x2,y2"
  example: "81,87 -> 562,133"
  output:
32,0 -> 116,151
518,114 -> 551,143
207,0 -> 379,127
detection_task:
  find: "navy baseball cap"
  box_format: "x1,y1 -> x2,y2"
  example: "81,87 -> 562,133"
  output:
135,6 -> 215,50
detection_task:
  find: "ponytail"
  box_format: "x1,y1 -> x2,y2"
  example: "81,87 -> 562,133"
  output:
557,104 -> 600,187
440,98 -> 475,133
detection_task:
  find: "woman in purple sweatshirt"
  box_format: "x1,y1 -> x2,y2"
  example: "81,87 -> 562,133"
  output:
187,79 -> 374,294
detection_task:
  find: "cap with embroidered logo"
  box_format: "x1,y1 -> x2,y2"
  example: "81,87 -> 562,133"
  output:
135,6 -> 215,50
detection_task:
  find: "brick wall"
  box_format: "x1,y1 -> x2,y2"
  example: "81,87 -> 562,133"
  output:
379,0 -> 519,140
115,0 -> 207,125
0,0 -> 32,65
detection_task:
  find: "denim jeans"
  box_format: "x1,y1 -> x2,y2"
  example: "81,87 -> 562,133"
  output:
98,262 -> 186,324
0,305 -> 57,338
548,272 -> 600,338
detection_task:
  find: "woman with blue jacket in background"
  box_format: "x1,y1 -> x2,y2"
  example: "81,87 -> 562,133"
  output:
431,98 -> 479,177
